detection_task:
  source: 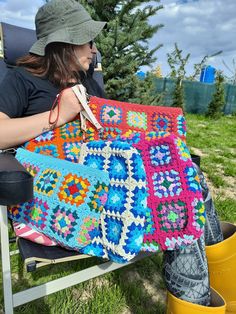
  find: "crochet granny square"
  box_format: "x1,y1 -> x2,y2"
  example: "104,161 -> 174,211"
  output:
117,132 -> 205,252
78,140 -> 148,263
8,148 -> 109,251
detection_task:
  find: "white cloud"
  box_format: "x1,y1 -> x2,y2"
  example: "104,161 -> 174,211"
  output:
0,0 -> 235,79
146,0 -> 236,79
0,0 -> 44,28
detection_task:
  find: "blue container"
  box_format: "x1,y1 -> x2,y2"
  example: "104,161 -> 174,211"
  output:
200,65 -> 216,83
136,71 -> 146,80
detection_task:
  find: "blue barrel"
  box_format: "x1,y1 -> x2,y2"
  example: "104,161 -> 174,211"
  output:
200,66 -> 216,83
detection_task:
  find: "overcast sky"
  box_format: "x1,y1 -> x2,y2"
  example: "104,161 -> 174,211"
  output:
0,0 -> 235,79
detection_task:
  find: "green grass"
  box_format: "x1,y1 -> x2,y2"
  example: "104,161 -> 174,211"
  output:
0,114 -> 235,313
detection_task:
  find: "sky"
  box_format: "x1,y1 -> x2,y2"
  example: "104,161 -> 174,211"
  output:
0,0 -> 235,79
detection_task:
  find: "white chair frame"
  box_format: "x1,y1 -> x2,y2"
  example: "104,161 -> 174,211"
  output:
0,204 -> 152,314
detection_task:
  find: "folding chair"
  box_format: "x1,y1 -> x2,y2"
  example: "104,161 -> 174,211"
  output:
0,22 -> 154,314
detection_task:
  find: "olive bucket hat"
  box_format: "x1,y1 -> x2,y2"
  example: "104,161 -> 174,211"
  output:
30,0 -> 106,56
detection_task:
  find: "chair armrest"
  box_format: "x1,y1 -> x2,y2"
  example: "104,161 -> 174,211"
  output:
0,152 -> 33,205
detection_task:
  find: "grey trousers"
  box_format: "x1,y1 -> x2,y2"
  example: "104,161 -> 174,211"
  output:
163,163 -> 223,306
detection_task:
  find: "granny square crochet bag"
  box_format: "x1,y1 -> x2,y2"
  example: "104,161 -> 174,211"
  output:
79,140 -> 148,263
24,96 -> 187,159
8,148 -> 110,251
116,132 -> 206,252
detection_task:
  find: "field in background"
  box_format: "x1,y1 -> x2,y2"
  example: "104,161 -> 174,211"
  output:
0,114 -> 235,314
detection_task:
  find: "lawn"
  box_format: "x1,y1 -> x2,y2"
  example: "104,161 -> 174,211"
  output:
0,114 -> 235,314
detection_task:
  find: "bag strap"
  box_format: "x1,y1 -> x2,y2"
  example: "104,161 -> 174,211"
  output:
71,85 -> 103,132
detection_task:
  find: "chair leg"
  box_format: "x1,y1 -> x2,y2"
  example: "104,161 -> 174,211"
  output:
0,205 -> 14,314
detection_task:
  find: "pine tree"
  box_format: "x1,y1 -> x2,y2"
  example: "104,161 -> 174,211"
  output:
80,0 -> 163,100
128,72 -> 164,106
206,72 -> 225,118
172,78 -> 185,111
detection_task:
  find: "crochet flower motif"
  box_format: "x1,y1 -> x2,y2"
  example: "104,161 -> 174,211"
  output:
63,142 -> 81,163
8,204 -> 22,220
150,144 -> 172,166
60,120 -> 83,140
151,113 -> 173,133
105,185 -> 129,214
127,111 -> 147,130
87,183 -> 108,213
33,130 -> 55,142
35,144 -> 59,158
123,222 -> 144,254
77,217 -> 100,245
80,241 -> 105,258
101,127 -> 122,140
192,198 -> 206,231
177,115 -> 187,137
184,166 -> 201,192
131,186 -> 148,218
58,174 -> 90,206
142,240 -> 160,252
130,153 -> 146,181
84,127 -> 95,141
50,205 -> 78,241
101,105 -> 122,124
104,215 -> 124,245
145,131 -> 170,141
157,200 -> 187,232
35,169 -> 61,196
165,234 -> 195,250
108,155 -> 128,180
152,170 -> 182,198
175,138 -> 191,161
23,198 -> 49,230
22,162 -> 40,177
84,154 -> 106,170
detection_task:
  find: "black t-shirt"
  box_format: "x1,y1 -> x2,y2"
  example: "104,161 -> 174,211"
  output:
0,67 -> 59,118
0,67 -> 106,118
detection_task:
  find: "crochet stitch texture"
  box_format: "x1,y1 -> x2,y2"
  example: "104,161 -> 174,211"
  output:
79,140 -> 148,263
8,148 -> 110,251
22,97 -> 204,258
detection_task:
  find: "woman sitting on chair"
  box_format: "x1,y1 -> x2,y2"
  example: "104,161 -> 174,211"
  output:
0,1 -> 235,313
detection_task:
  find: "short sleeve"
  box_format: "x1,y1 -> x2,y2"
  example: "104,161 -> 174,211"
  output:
0,69 -> 28,118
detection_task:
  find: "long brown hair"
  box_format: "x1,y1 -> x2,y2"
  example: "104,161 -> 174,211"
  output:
16,42 -> 84,89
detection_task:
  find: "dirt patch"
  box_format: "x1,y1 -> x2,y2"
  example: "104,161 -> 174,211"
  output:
204,172 -> 236,199
190,147 -> 208,157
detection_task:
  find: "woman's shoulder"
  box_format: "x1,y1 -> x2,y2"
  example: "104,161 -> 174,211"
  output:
5,67 -> 41,85
13,67 -> 56,90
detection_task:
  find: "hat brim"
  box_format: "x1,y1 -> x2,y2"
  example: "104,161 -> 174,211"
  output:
29,19 -> 106,56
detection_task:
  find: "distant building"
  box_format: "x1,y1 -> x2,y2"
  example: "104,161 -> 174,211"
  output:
153,65 -> 162,78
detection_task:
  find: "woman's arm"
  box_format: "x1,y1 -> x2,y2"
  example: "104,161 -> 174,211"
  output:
0,88 -> 83,150
0,111 -> 54,149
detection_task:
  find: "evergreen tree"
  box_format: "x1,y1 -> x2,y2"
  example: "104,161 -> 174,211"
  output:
167,44 -> 187,110
206,72 -> 225,118
172,78 -> 185,111
80,0 -> 163,100
128,72 -> 165,106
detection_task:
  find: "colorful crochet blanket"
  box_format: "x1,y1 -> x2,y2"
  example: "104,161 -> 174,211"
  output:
8,148 -> 110,251
116,132 -> 205,252
79,140 -> 148,263
24,97 -> 186,159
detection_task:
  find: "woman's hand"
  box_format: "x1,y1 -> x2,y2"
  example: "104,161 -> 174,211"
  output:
52,87 -> 83,127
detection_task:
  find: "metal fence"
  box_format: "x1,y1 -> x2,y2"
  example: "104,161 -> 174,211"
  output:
154,78 -> 236,114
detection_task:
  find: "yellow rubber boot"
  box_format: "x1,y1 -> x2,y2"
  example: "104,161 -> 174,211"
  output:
166,288 -> 226,314
206,222 -> 236,314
